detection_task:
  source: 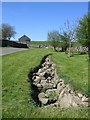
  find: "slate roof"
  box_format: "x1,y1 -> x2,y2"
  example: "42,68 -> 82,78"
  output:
19,35 -> 31,41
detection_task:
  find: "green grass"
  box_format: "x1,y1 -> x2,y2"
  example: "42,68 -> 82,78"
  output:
51,52 -> 88,96
0,56 -> 2,119
2,48 -> 89,118
30,41 -> 49,45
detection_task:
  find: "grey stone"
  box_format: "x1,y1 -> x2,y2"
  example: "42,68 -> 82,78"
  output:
70,90 -> 75,94
37,83 -> 42,88
72,102 -> 78,107
66,84 -> 71,90
32,75 -> 36,80
38,92 -> 45,98
43,83 -> 53,91
42,63 -> 45,67
59,79 -> 64,83
40,80 -> 47,87
51,71 -> 55,76
63,84 -> 71,94
45,57 -> 50,62
77,93 -> 83,98
82,101 -> 88,106
53,84 -> 57,88
39,72 -> 45,77
72,95 -> 82,105
33,82 -> 37,86
50,66 -> 55,71
46,89 -> 57,95
34,76 -> 41,83
43,66 -> 48,70
37,84 -> 43,91
38,92 -> 48,104
59,94 -> 72,108
54,73 -> 58,80
57,82 -> 64,94
81,96 -> 88,102
31,56 -> 89,108
53,79 -> 59,85
45,61 -> 50,65
47,76 -> 51,80
52,63 -> 56,68
53,102 -> 59,107
38,69 -> 43,74
58,89 -> 65,101
40,98 -> 48,105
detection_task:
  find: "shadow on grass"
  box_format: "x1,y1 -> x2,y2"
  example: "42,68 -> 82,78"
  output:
28,53 -> 52,107
70,52 -> 87,56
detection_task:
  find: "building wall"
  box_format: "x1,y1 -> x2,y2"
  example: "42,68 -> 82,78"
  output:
19,36 -> 31,47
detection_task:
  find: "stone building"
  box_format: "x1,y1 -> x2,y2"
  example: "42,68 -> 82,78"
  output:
18,35 -> 31,47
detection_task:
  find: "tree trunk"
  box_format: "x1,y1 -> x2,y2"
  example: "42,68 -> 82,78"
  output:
68,42 -> 72,57
53,46 -> 57,52
88,45 -> 90,61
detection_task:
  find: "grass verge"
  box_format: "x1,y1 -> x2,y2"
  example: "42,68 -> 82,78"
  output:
2,48 -> 89,118
52,52 -> 88,96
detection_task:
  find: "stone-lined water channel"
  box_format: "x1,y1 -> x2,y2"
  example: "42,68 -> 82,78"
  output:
28,54 -> 88,108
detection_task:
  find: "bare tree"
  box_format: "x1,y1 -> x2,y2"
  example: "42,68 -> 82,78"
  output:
1,23 -> 16,40
64,20 -> 77,57
48,30 -> 60,51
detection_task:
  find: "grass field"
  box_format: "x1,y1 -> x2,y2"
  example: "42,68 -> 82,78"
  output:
30,41 -> 49,45
52,52 -> 88,96
2,48 -> 89,118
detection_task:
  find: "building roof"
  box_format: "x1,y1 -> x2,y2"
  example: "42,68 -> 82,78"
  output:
19,35 -> 31,41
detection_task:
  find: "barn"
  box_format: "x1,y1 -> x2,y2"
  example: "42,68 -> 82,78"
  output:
18,35 -> 31,47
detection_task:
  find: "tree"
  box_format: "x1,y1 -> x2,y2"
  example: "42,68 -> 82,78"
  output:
60,32 -> 70,52
76,14 -> 90,60
64,20 -> 76,56
1,23 -> 16,40
88,13 -> 90,61
75,14 -> 88,47
48,30 -> 60,51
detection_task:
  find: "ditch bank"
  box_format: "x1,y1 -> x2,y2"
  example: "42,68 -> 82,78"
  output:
28,54 -> 89,108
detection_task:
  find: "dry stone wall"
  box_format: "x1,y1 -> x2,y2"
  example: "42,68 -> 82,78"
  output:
67,46 -> 88,53
28,55 -> 88,108
1,39 -> 28,48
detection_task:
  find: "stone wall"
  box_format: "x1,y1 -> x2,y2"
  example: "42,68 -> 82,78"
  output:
67,46 -> 88,53
28,55 -> 89,108
1,39 -> 28,48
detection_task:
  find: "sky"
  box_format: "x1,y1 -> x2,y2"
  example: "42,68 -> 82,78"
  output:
2,2 -> 88,41
2,0 -> 89,2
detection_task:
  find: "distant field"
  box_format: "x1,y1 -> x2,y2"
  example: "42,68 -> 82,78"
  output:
30,41 -> 49,45
2,48 -> 89,118
30,41 -> 79,46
